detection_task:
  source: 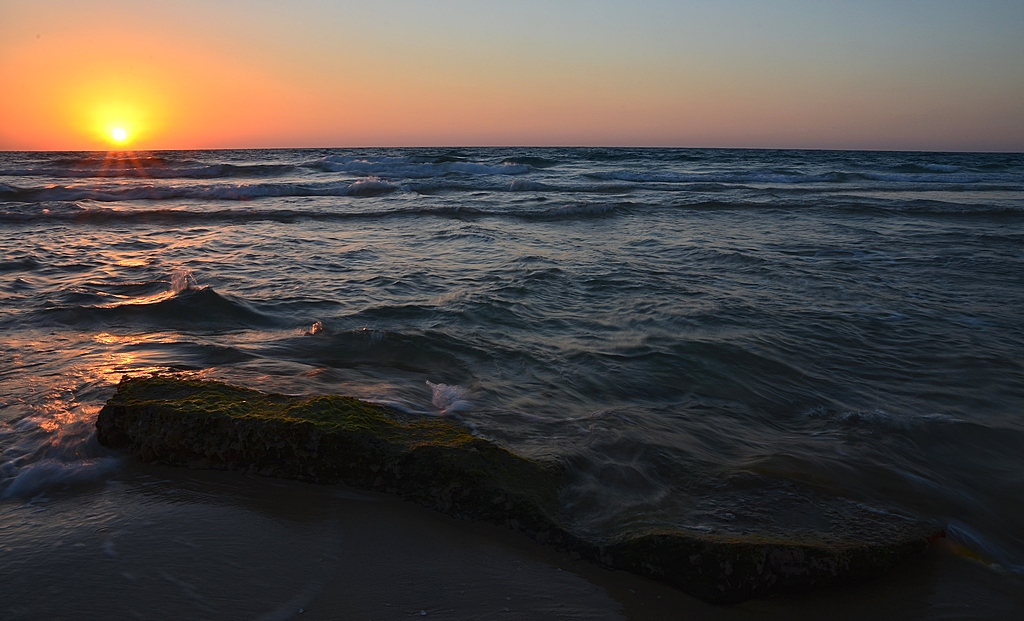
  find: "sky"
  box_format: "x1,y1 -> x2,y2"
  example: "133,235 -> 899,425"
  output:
1,0 -> 1022,151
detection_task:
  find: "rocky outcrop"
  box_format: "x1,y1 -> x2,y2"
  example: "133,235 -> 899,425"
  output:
97,376 -> 941,604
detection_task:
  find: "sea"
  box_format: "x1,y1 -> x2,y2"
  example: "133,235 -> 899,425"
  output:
1,147 -> 1022,619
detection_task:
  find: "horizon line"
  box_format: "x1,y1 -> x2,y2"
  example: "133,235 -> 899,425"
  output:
2,145 -> 1022,156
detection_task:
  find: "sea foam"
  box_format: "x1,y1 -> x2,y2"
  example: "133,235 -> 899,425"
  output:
0,408 -> 121,499
426,381 -> 472,414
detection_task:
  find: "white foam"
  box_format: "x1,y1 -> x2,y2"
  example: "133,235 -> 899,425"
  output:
425,381 -> 472,414
346,177 -> 403,196
0,409 -> 121,500
2,457 -> 120,499
914,163 -> 962,173
170,268 -> 199,293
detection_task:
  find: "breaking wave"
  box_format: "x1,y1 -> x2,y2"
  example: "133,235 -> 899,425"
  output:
501,155 -> 560,168
0,408 -> 121,499
426,381 -> 472,414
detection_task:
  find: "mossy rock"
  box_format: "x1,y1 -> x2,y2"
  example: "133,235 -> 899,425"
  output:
96,375 -> 569,538
96,376 -> 941,604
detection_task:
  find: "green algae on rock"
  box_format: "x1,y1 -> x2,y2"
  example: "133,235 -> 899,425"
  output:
96,375 -> 569,540
96,376 -> 941,604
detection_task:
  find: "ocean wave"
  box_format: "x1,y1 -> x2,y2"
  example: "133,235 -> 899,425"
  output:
584,148 -> 710,163
585,168 -> 1024,186
508,178 -> 554,192
316,155 -> 529,178
0,257 -> 41,273
508,178 -> 635,194
406,151 -> 473,164
4,196 -> 1017,227
501,155 -> 560,168
409,178 -> 633,195
805,406 -> 966,432
0,161 -> 299,180
0,204 -> 402,225
889,163 -> 963,174
585,170 -> 838,184
40,284 -> 278,330
0,205 -> 322,224
0,178 -> 400,203
581,149 -> 646,162
856,171 -> 1017,184
523,202 -> 623,220
669,198 -> 1024,216
945,522 -> 1024,574
6,170 -> 1013,210
48,153 -> 173,168
835,199 -> 1024,216
0,408 -> 121,499
263,324 -> 468,376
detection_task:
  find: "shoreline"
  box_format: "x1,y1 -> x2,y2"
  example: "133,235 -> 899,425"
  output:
94,376 -> 942,604
2,460 -> 1021,620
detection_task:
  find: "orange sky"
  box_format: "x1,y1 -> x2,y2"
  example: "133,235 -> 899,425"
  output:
2,1 -> 1022,151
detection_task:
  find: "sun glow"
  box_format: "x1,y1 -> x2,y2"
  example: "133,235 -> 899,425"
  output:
91,102 -> 147,148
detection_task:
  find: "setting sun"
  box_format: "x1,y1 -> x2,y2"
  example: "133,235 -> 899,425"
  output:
110,126 -> 128,143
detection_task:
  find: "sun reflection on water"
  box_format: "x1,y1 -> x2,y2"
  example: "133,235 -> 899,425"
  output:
114,259 -> 149,268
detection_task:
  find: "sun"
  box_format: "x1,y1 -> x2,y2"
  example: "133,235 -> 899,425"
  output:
110,126 -> 129,144
88,100 -> 148,148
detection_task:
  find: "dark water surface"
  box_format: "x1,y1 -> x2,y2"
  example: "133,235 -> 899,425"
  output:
1,148 -> 1022,617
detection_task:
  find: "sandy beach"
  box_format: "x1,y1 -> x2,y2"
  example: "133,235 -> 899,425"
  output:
2,457 -> 1020,621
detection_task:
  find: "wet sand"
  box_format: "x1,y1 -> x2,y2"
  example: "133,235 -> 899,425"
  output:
1,461 -> 1021,621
